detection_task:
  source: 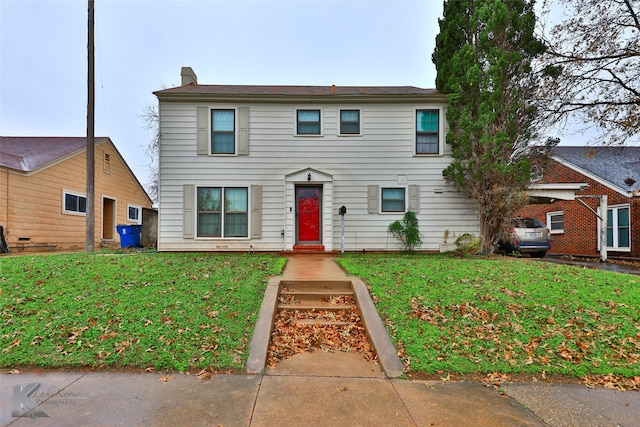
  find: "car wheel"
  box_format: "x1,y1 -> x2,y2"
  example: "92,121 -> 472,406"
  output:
531,250 -> 546,258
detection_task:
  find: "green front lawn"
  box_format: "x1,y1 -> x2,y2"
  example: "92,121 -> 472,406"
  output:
1,252 -> 285,371
2,251 -> 638,387
338,254 -> 640,383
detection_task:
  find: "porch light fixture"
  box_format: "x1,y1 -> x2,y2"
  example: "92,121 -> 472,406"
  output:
307,173 -> 311,181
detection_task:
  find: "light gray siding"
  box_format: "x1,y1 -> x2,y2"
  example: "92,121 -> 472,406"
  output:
157,101 -> 479,252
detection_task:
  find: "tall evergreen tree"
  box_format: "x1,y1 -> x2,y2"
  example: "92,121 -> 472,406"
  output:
433,0 -> 546,252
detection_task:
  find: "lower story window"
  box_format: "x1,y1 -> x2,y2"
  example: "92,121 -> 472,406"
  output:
547,211 -> 564,234
381,188 -> 406,212
64,192 -> 86,214
606,205 -> 630,249
128,205 -> 141,223
197,187 -> 248,237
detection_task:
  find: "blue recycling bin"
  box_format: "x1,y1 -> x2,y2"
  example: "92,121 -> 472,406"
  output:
116,224 -> 142,248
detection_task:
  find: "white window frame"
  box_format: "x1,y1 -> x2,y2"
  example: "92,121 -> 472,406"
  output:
381,187 -> 407,213
338,108 -> 362,136
294,108 -> 323,136
414,107 -> 445,156
209,107 -> 238,155
62,190 -> 87,216
127,204 -> 142,224
195,186 -> 250,239
547,211 -> 564,234
598,204 -> 631,252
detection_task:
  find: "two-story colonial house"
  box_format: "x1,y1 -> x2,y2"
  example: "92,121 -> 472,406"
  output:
153,67 -> 479,252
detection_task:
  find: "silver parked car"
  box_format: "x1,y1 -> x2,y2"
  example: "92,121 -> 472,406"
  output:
499,217 -> 551,258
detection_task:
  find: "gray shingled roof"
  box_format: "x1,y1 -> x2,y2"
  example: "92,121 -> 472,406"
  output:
553,146 -> 640,193
0,137 -> 108,172
155,84 -> 440,97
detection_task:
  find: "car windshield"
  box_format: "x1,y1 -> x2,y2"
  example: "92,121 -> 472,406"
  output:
512,218 -> 545,228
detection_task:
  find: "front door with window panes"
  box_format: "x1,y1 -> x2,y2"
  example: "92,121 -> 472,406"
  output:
606,206 -> 630,249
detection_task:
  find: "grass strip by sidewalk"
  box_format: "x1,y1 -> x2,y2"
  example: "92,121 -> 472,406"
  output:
1,252 -> 285,372
338,254 -> 640,381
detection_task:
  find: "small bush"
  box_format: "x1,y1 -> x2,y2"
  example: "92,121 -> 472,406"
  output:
388,211 -> 423,252
455,233 -> 482,255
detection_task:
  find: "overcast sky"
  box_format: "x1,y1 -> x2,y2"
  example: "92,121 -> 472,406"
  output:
1,0 -> 442,190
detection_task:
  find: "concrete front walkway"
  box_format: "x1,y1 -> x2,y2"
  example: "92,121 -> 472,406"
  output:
1,254 -> 638,426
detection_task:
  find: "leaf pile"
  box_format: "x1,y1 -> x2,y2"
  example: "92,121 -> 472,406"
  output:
267,295 -> 377,368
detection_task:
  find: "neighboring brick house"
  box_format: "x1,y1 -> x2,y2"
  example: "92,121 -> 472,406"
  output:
521,146 -> 640,258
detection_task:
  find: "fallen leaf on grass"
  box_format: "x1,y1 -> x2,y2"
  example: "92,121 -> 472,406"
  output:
196,369 -> 212,379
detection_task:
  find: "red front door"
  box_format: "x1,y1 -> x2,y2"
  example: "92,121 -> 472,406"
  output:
296,186 -> 321,243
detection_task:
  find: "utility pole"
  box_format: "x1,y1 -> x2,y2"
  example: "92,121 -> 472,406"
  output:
86,0 -> 95,252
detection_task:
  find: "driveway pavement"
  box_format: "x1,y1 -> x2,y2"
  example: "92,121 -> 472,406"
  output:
539,254 -> 640,275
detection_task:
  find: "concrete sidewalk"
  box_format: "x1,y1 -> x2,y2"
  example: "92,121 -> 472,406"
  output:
1,254 -> 638,426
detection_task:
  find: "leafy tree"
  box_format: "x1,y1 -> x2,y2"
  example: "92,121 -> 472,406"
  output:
538,0 -> 640,145
432,0 -> 546,252
388,211 -> 423,252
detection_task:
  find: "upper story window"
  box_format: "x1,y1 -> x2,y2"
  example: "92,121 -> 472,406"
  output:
340,110 -> 360,135
381,188 -> 406,212
547,211 -> 564,234
197,187 -> 248,238
416,109 -> 439,154
63,191 -> 87,215
297,110 -> 321,135
211,109 -> 235,154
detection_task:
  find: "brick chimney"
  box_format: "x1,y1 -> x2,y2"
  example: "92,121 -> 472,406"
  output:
181,67 -> 197,86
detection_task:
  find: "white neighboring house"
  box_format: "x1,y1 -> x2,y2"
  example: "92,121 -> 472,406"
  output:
154,67 -> 479,252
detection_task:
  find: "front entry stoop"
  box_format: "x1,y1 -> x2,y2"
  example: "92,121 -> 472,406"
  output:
292,244 -> 325,252
246,276 -> 404,378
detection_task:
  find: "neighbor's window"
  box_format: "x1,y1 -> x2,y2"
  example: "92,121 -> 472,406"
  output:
211,109 -> 235,154
197,187 -> 248,238
606,205 -> 630,250
381,188 -> 406,212
416,109 -> 439,154
297,110 -> 321,135
547,211 -> 564,234
63,192 -> 87,214
340,110 -> 360,134
128,205 -> 141,223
